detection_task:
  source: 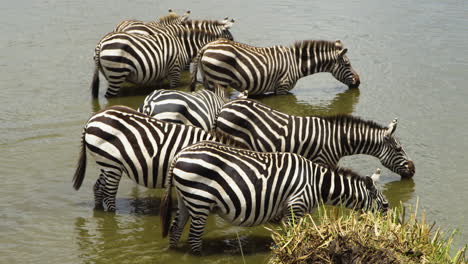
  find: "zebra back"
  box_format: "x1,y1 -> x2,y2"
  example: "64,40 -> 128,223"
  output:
114,9 -> 191,34
138,89 -> 227,131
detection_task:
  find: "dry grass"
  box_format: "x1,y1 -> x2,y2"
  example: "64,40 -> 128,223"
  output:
268,200 -> 467,264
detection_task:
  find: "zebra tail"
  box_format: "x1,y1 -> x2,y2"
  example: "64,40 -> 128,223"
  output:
160,180 -> 173,238
91,46 -> 101,98
161,151 -> 180,238
73,131 -> 87,190
190,46 -> 206,91
189,55 -> 199,91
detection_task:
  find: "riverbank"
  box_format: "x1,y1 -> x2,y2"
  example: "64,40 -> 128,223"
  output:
268,201 -> 467,264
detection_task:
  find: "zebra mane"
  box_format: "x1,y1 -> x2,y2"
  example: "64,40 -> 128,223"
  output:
176,28 -> 227,38
322,115 -> 386,130
158,13 -> 182,23
324,165 -> 370,183
292,40 -> 340,51
182,19 -> 225,26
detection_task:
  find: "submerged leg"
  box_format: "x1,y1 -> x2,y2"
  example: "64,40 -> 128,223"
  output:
283,202 -> 306,225
100,168 -> 123,212
93,172 -> 107,210
105,73 -> 129,98
169,198 -> 190,247
188,213 -> 209,253
168,66 -> 182,88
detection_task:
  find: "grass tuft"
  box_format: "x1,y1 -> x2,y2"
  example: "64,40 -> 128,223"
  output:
269,201 -> 467,264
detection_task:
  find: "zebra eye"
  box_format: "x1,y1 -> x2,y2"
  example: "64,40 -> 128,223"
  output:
395,146 -> 402,151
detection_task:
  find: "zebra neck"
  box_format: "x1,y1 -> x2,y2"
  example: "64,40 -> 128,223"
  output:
318,168 -> 369,211
337,120 -> 385,158
291,42 -> 338,78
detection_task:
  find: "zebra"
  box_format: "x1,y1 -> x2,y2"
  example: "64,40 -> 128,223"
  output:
113,9 -> 192,35
215,99 -> 415,178
114,16 -> 234,39
137,87 -> 247,131
91,26 -> 233,98
189,39 -> 360,95
72,105 -> 246,212
160,140 -> 388,253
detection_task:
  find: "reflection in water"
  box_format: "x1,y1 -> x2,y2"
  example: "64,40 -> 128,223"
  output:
91,85 -> 360,118
382,178 -> 416,207
74,187 -> 271,263
90,72 -> 193,112
74,209 -> 272,263
252,87 -> 360,116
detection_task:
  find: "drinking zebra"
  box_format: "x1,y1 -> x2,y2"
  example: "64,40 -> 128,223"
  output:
91,26 -> 233,98
215,99 -> 415,178
114,9 -> 191,34
160,141 -> 388,252
72,105 -> 246,212
190,39 -> 360,95
137,87 -> 247,131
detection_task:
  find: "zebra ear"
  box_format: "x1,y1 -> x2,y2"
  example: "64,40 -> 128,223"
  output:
385,118 -> 398,137
181,10 -> 191,21
364,176 -> 374,189
371,168 -> 381,182
338,48 -> 348,58
335,40 -> 343,50
222,18 -> 235,29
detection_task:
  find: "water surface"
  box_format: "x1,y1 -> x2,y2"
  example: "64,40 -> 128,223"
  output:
1,0 -> 467,263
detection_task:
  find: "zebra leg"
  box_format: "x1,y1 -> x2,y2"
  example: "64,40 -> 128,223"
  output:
93,172 -> 106,210
187,212 -> 209,253
105,77 -> 127,98
283,203 -> 306,225
168,67 -> 182,88
100,169 -> 123,212
169,198 -> 189,247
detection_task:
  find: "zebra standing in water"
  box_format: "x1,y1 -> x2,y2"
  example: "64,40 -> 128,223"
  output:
72,105 -> 246,212
114,9 -> 192,34
137,87 -> 247,131
190,39 -> 360,95
91,24 -> 234,98
215,99 -> 415,178
160,141 -> 388,253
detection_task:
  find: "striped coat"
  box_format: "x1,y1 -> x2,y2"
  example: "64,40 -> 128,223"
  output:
190,39 -> 360,95
215,99 -> 415,178
161,141 -> 388,252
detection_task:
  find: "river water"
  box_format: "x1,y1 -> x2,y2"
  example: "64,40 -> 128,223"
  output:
1,0 -> 467,263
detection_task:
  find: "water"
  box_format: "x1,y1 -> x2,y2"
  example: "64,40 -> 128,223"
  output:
1,0 -> 467,263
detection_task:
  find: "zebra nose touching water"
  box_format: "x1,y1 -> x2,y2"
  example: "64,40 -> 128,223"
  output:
190,39 -> 360,95
160,141 -> 389,253
215,99 -> 415,178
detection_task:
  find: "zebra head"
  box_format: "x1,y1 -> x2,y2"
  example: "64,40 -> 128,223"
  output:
330,40 -> 360,88
379,119 -> 415,178
364,169 -> 389,213
220,17 -> 235,40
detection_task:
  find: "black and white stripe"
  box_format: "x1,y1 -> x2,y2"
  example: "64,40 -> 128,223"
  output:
190,39 -> 360,95
137,87 -> 247,131
72,105 -> 244,212
160,141 -> 388,252
114,9 -> 191,34
215,99 -> 415,178
91,26 -> 233,98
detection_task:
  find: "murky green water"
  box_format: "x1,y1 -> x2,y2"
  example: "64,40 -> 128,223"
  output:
1,0 -> 467,263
